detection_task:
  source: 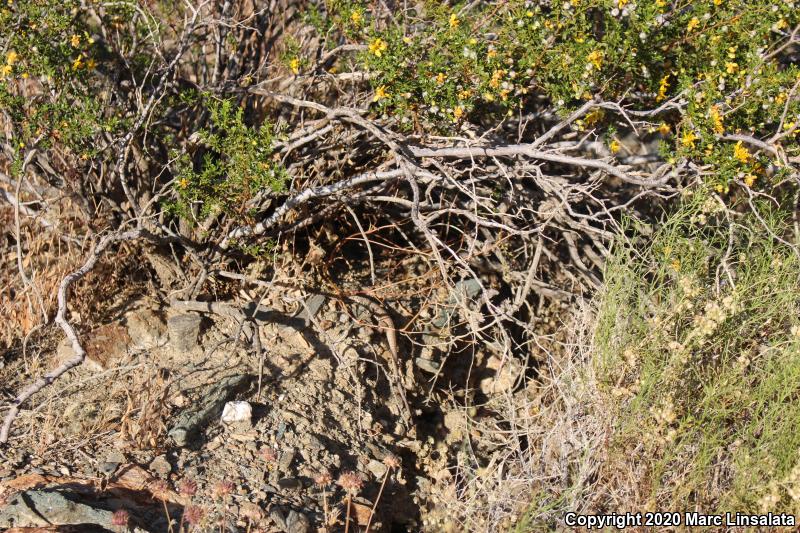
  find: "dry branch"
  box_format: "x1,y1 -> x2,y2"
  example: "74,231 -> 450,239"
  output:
0,229 -> 150,444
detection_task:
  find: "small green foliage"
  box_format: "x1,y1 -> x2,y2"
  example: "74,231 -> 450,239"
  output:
235,239 -> 278,260
169,97 -> 287,222
319,0 -> 799,164
0,0 -> 118,153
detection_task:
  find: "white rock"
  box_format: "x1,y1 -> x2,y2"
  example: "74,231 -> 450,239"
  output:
221,401 -> 253,426
367,459 -> 387,479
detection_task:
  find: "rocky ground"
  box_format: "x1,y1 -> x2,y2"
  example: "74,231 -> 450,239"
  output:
0,259 -> 539,532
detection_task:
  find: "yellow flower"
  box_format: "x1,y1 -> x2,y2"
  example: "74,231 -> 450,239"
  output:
609,139 -> 621,154
6,50 -> 18,65
656,74 -> 669,102
489,69 -> 505,88
350,9 -> 363,26
0,64 -> 11,77
289,58 -> 300,75
743,174 -> 756,187
453,106 -> 464,120
709,105 -> 724,134
681,130 -> 698,149
449,13 -> 459,29
70,34 -> 80,47
72,54 -> 83,70
713,0 -> 722,5
487,48 -> 498,59
86,58 -> 96,70
587,50 -> 603,70
725,62 -> 739,74
369,38 -> 388,57
458,89 -> 472,99
687,17 -> 700,32
436,72 -> 446,85
776,92 -> 787,105
618,0 -> 629,7
659,122 -> 671,135
21,72 -> 28,79
584,108 -> 605,126
733,141 -> 750,163
373,85 -> 389,102
178,177 -> 189,189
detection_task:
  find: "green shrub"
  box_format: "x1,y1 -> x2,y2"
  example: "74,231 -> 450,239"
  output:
169,97 -> 287,222
319,1 -> 798,143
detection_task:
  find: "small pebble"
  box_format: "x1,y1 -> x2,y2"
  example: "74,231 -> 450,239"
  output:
367,459 -> 387,479
149,454 -> 172,476
99,462 -> 119,475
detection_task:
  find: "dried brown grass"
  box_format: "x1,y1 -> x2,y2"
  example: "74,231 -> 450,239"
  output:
428,304 -> 608,532
118,367 -> 172,449
0,206 -> 82,349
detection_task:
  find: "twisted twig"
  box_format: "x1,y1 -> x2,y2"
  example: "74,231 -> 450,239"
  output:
0,229 -> 147,444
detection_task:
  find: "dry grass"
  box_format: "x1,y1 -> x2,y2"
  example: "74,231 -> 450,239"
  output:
118,367 -> 172,449
421,305 -> 607,532
436,193 -> 800,531
0,206 -> 81,349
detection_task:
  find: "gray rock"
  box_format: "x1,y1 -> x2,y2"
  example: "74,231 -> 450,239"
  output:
149,454 -> 172,476
98,461 -> 119,475
294,293 -> 327,327
432,279 -> 482,329
105,449 -> 126,464
366,459 -> 387,479
269,507 -> 311,533
167,313 -> 201,353
125,307 -> 167,350
168,374 -> 251,447
306,435 -> 325,453
269,507 -> 288,529
0,489 -> 146,530
286,510 -> 311,533
420,279 -> 484,354
278,448 -> 296,473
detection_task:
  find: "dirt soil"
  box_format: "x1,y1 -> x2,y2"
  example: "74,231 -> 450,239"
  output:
0,253 -> 553,532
